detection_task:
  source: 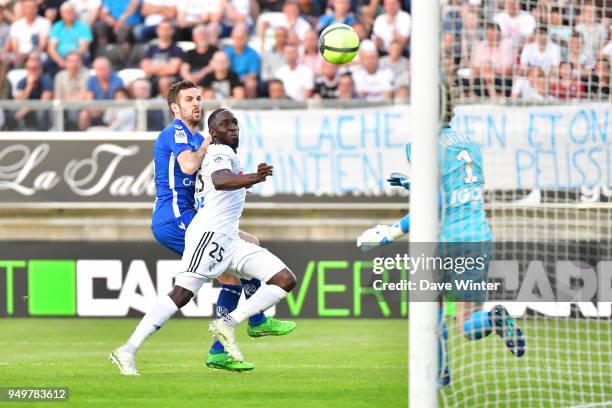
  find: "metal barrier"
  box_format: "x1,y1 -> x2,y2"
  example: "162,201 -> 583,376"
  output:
0,99 -> 396,132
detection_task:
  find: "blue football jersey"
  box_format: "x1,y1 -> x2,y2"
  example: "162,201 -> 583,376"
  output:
151,119 -> 205,227
438,127 -> 492,242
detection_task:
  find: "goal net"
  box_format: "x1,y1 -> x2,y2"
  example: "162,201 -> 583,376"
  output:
435,0 -> 612,406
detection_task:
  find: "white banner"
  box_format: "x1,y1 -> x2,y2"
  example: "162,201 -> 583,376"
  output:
232,106 -> 408,196
1,102 -> 610,202
454,102 -> 611,190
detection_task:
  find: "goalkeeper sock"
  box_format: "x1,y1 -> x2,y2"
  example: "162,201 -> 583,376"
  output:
210,284 -> 242,354
437,307 -> 450,387
241,278 -> 266,326
463,310 -> 493,341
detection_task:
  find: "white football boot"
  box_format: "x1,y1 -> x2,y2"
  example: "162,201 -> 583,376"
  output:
109,347 -> 140,376
209,319 -> 244,361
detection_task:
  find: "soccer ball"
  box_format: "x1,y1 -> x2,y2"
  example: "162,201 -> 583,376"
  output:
318,23 -> 360,65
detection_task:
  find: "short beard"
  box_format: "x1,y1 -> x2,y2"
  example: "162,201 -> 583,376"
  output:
180,109 -> 201,128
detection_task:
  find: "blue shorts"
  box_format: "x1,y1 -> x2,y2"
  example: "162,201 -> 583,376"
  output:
151,210 -> 196,256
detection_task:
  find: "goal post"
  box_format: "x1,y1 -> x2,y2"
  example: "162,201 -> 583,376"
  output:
409,0 -> 612,407
408,0 -> 440,407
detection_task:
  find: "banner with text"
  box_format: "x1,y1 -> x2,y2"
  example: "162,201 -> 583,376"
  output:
2,241 -> 612,319
0,103 -> 610,204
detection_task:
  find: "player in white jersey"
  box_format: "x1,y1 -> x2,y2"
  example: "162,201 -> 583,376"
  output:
110,108 -> 297,374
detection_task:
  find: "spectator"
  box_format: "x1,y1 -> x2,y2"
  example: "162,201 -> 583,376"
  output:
576,3 -> 607,62
89,87 -> 136,131
313,61 -> 338,98
358,0 -> 381,32
549,6 -> 572,47
14,53 -> 53,130
267,77 -> 287,99
380,38 -> 409,95
219,0 -> 255,38
134,0 -> 177,42
459,6 -> 483,67
471,23 -> 514,76
275,42 -> 313,101
394,84 -> 409,101
53,51 -> 88,128
336,72 -> 355,100
372,0 -> 410,54
93,0 -> 140,63
47,2 -> 92,73
257,0 -> 311,47
8,0 -> 51,66
520,26 -> 561,75
493,0 -> 536,45
299,29 -> 323,76
175,0 -> 223,41
225,23 -> 260,98
260,26 -> 288,82
589,59 -> 610,100
140,20 -> 183,95
38,0 -> 65,23
316,0 -> 356,33
68,0 -> 101,27
380,38 -> 409,79
568,30 -> 595,76
79,56 -> 123,129
351,21 -> 368,43
180,24 -> 218,84
277,0 -> 310,41
512,67 -> 548,101
199,50 -> 244,100
129,77 -> 165,130
351,49 -> 393,100
550,61 -> 585,100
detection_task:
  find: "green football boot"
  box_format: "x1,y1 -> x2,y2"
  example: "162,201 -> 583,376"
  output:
206,352 -> 254,372
247,317 -> 297,338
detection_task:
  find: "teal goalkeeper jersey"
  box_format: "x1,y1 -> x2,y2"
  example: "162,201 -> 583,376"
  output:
438,127 -> 493,243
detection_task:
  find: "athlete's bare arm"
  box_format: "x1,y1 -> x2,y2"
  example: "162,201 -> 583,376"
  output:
211,163 -> 273,190
177,137 -> 211,175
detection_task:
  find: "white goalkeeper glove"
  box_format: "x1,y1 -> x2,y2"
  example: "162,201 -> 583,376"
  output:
356,224 -> 405,252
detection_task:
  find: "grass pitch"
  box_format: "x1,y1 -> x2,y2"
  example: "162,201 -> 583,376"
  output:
1,318 -> 611,408
0,319 -> 408,408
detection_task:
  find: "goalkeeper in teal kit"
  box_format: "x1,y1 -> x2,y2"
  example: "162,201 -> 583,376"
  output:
356,100 -> 526,387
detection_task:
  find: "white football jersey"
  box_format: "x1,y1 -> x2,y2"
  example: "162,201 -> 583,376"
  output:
193,143 -> 246,237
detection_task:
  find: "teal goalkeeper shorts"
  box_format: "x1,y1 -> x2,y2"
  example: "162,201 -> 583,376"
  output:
437,241 -> 493,303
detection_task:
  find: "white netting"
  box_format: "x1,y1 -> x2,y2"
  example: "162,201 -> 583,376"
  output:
437,0 -> 612,406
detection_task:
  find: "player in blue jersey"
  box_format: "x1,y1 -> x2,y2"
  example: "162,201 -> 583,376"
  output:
356,86 -> 525,386
115,81 -> 295,373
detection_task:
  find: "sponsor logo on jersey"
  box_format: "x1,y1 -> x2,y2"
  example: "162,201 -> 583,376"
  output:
174,130 -> 188,143
450,186 -> 483,208
213,155 -> 223,163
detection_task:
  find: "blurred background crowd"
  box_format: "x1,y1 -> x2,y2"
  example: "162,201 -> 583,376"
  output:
0,0 -> 610,131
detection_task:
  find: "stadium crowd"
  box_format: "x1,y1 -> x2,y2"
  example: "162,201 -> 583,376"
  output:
0,0 -> 610,130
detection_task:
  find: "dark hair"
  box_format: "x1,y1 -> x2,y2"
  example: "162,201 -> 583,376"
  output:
167,80 -> 198,109
339,72 -> 354,82
207,108 -> 228,129
537,26 -> 548,34
267,79 -> 284,87
113,87 -> 129,98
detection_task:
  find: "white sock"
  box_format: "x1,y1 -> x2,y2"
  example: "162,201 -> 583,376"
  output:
122,296 -> 178,355
226,284 -> 288,326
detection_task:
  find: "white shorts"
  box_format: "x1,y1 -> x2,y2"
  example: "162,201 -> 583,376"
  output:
175,230 -> 287,293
